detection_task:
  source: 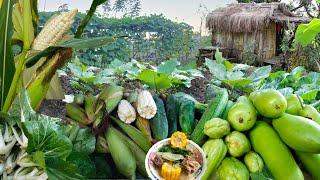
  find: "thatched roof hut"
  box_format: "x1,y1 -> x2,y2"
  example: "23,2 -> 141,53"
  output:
206,3 -> 309,63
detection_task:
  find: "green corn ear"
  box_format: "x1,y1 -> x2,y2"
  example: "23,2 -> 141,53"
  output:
98,85 -> 123,113
105,127 -> 136,179
66,103 -> 90,125
112,127 -> 148,177
84,94 -> 96,123
111,116 -> 151,152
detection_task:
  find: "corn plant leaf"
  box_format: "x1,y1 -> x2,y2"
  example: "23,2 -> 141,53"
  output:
0,0 -> 15,110
25,36 -> 116,67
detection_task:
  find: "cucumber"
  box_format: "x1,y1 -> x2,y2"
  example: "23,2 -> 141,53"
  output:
249,121 -> 303,180
166,94 -> 179,136
178,99 -> 195,135
272,113 -> 320,153
191,89 -> 228,145
150,95 -> 168,141
296,152 -> 320,180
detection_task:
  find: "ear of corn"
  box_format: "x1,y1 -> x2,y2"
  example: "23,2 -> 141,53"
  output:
161,163 -> 182,180
27,48 -> 73,109
135,115 -> 152,141
110,116 -> 151,152
31,9 -> 78,51
98,85 -> 123,114
117,100 -> 136,124
12,3 -> 23,41
137,90 -> 157,119
66,103 -> 90,125
84,94 -> 97,123
170,131 -> 188,149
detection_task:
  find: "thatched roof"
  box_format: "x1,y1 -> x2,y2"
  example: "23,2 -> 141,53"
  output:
206,3 -> 310,33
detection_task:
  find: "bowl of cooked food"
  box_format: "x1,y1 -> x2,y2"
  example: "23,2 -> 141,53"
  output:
145,132 -> 206,180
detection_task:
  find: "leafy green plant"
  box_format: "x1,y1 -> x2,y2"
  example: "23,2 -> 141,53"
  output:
296,18 -> 320,46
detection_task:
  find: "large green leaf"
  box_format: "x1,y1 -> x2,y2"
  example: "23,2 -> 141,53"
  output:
0,0 -> 15,110
295,18 -> 320,46
45,157 -> 85,180
25,36 -> 116,67
137,69 -> 172,91
248,66 -> 271,82
66,152 -> 96,177
23,119 -> 73,159
157,58 -> 179,75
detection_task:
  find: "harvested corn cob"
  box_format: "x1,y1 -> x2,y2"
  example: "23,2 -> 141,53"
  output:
32,9 -> 78,51
117,100 -> 136,124
161,163 -> 182,180
137,90 -> 157,119
170,131 -> 188,149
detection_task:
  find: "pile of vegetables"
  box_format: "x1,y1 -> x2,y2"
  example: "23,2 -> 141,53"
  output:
200,88 -> 320,180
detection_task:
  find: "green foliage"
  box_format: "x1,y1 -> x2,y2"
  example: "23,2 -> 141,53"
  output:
296,19 -> 320,46
137,69 -> 173,91
15,89 -> 95,179
0,0 -> 15,110
38,12 -> 196,67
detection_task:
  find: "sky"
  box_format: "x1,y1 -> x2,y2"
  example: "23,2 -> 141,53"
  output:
38,0 -> 236,32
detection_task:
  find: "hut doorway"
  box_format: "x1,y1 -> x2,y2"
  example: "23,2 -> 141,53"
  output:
275,23 -> 284,56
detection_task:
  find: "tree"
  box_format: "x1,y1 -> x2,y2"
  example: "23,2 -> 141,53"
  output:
101,0 -> 141,18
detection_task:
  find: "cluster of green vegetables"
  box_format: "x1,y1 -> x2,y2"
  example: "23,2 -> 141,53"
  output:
205,51 -> 320,106
198,87 -> 320,180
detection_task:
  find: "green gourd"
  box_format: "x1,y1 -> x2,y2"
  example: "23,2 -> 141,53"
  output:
249,121 -> 303,180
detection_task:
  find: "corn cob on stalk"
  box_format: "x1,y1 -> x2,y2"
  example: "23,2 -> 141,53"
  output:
117,100 -> 136,124
137,90 -> 157,119
27,48 -> 73,109
161,163 -> 182,180
31,9 -> 78,51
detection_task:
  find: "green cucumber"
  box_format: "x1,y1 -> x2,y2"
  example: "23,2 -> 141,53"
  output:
191,89 -> 228,145
249,121 -> 303,180
178,99 -> 195,135
150,95 -> 168,141
166,94 -> 179,136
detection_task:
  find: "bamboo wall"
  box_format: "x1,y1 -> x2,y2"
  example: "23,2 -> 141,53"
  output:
213,23 -> 277,63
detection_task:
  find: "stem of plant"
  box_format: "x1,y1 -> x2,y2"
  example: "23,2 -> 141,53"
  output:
2,50 -> 27,113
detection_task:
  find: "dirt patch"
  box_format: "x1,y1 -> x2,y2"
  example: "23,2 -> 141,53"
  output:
38,100 -> 66,120
176,70 -> 212,103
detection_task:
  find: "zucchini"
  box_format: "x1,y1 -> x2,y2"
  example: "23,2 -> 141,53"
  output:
249,121 -> 303,180
150,95 -> 169,141
166,94 -> 179,136
296,151 -> 320,180
191,89 -> 228,145
178,99 -> 195,135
